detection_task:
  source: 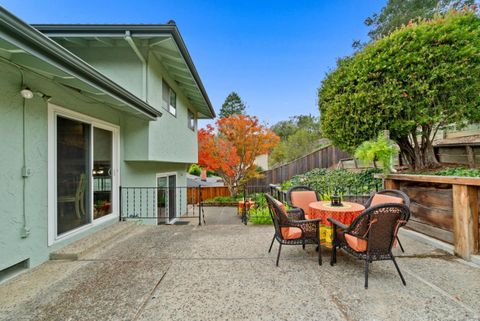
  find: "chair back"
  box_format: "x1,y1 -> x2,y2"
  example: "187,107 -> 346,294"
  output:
286,186 -> 319,214
365,189 -> 410,208
265,193 -> 290,236
348,203 -> 410,256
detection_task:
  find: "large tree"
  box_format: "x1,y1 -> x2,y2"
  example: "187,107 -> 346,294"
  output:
319,10 -> 480,170
198,115 -> 279,195
365,0 -> 475,40
219,92 -> 247,118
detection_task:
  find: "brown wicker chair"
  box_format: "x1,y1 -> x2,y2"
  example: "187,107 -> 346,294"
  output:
365,189 -> 410,252
286,185 -> 320,220
329,203 -> 410,289
265,193 -> 322,266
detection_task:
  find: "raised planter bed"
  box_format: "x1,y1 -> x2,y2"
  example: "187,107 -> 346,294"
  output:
376,173 -> 480,261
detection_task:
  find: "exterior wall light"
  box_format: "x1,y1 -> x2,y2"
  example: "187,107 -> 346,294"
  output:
20,88 -> 34,99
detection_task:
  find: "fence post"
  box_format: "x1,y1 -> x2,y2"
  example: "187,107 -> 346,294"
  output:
119,186 -> 122,222
242,184 -> 247,225
198,186 -> 202,226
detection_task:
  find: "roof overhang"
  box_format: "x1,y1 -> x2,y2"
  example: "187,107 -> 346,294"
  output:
33,24 -> 216,119
0,7 -> 162,120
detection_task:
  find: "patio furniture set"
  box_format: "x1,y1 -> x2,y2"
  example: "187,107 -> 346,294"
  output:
265,187 -> 410,289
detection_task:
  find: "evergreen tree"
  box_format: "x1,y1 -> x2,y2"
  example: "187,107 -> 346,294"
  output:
219,92 -> 246,118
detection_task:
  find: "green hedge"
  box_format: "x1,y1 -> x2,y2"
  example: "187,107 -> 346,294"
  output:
281,168 -> 382,199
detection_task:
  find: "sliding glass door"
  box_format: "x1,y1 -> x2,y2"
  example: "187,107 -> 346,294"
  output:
56,117 -> 91,235
54,112 -> 118,238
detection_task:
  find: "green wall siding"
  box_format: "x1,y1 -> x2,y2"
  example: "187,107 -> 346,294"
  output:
0,59 -> 191,272
61,44 -> 199,164
64,46 -> 144,99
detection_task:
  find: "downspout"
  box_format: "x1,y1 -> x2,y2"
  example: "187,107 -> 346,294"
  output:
124,30 -> 148,102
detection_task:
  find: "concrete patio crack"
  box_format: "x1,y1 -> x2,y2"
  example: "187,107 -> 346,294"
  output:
132,263 -> 172,321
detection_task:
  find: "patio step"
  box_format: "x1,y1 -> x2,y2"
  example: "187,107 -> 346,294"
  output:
50,222 -> 137,260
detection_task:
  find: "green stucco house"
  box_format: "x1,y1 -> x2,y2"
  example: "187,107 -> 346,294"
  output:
0,7 -> 215,277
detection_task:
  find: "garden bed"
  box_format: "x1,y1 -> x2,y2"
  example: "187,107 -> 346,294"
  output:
378,173 -> 480,261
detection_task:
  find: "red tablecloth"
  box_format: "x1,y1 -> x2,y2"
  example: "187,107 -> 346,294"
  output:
309,201 -> 365,248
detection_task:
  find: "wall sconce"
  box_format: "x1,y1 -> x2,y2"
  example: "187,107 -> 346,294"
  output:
20,88 -> 34,99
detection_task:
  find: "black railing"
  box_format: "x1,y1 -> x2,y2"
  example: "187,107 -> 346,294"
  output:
119,186 -> 205,225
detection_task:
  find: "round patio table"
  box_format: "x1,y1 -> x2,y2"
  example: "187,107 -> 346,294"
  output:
308,201 -> 365,248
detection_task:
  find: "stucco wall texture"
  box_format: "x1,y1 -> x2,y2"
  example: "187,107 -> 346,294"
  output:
0,47 -> 198,272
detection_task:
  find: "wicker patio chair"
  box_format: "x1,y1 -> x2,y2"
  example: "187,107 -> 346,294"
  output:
329,203 -> 410,289
365,189 -> 410,252
265,193 -> 322,266
286,185 -> 320,220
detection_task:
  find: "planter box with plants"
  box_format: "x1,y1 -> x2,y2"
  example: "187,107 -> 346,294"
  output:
376,168 -> 480,261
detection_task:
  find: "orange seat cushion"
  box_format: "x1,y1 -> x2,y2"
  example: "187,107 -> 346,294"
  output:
291,191 -> 317,217
281,227 -> 302,240
345,234 -> 368,252
370,194 -> 404,207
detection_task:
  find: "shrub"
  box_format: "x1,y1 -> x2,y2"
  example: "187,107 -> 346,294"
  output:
319,10 -> 480,170
282,168 -> 382,199
355,133 -> 397,174
188,164 -> 202,176
248,207 -> 272,224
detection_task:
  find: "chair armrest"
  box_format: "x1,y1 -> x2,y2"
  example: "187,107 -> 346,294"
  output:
290,218 -> 321,224
327,218 -> 348,230
287,207 -> 305,220
287,219 -> 321,239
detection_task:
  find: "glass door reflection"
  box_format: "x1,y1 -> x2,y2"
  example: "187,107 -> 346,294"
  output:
93,127 -> 113,220
56,116 -> 91,235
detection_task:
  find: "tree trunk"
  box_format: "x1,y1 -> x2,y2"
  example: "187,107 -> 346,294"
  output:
395,131 -> 440,170
423,138 -> 440,168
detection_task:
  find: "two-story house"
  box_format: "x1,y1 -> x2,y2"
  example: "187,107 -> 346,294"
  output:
0,7 -> 215,277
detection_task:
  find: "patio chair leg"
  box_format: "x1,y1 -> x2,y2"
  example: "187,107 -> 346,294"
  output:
318,239 -> 322,266
302,240 -> 305,250
276,243 -> 282,267
396,236 -> 405,253
268,234 -> 275,253
391,255 -> 406,286
330,245 -> 336,266
364,260 -> 369,289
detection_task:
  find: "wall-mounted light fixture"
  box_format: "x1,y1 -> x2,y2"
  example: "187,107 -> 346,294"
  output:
20,88 -> 34,99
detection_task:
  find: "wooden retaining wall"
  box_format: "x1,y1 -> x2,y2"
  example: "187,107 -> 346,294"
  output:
382,174 -> 480,261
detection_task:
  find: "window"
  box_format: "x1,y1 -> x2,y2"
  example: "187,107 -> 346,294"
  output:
188,109 -> 197,131
162,80 -> 176,116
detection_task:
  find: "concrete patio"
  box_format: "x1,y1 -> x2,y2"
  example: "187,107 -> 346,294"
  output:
0,216 -> 479,321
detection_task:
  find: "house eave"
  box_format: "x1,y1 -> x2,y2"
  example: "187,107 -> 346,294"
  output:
33,24 -> 216,119
0,8 -> 161,120
33,23 -> 216,118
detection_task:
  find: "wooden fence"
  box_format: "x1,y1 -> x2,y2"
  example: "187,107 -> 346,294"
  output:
187,186 -> 230,203
249,145 -> 350,186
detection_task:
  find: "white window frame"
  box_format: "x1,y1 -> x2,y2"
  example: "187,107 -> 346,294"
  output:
162,79 -> 177,117
187,109 -> 197,131
47,103 -> 120,246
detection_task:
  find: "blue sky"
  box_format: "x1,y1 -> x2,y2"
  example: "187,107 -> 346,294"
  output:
2,0 -> 385,126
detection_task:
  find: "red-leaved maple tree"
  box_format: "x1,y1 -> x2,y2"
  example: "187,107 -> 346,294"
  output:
198,115 -> 279,195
